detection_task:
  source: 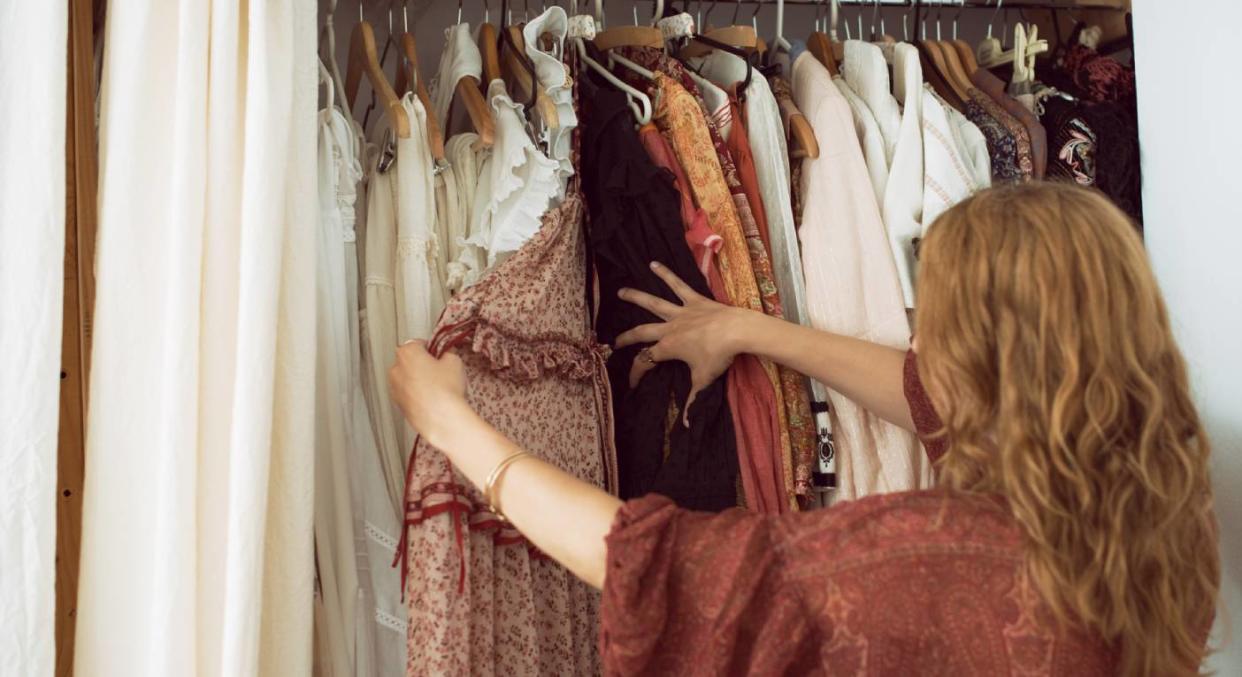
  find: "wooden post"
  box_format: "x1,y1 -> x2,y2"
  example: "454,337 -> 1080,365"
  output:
57,0 -> 98,673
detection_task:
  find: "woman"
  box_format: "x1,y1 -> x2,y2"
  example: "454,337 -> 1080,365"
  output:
389,183 -> 1218,675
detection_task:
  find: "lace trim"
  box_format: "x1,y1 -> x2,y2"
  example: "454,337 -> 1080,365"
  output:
396,235 -> 440,262
375,607 -> 408,633
365,520 -> 398,553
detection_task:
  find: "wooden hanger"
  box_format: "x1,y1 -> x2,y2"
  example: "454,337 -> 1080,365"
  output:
593,25 -> 664,51
344,20 -> 410,138
679,25 -> 759,59
393,32 -> 447,163
938,40 -> 978,96
808,31 -> 839,77
479,22 -> 503,84
923,40 -> 970,102
950,39 -> 979,78
936,38 -> 976,99
500,25 -> 534,102
453,77 -> 496,150
776,95 -> 820,160
499,22 -> 560,130
436,26 -> 496,150
593,0 -> 664,51
916,42 -> 965,111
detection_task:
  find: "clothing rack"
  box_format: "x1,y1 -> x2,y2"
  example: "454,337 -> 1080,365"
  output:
693,0 -> 1128,9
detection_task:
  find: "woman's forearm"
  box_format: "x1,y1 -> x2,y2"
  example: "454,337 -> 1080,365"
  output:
729,310 -> 916,432
422,400 -> 621,590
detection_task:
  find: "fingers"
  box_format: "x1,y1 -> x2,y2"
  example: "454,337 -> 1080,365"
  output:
681,385 -> 701,428
614,323 -> 669,349
617,287 -> 682,320
649,261 -> 702,304
680,371 -> 712,428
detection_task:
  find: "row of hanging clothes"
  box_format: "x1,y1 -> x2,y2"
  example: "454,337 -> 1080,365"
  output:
309,0 -> 1139,674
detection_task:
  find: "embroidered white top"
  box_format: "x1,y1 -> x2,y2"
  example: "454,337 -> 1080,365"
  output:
921,85 -> 990,228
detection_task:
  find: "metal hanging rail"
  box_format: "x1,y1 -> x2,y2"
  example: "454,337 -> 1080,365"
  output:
696,0 -> 1128,11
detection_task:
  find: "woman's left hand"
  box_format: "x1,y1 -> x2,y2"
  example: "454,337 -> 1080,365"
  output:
388,339 -> 468,444
616,262 -> 755,420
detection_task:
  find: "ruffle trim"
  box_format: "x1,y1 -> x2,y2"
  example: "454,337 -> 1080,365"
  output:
432,318 -> 607,384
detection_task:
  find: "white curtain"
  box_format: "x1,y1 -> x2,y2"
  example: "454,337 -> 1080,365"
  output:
0,3 -> 67,677
74,1 -> 318,675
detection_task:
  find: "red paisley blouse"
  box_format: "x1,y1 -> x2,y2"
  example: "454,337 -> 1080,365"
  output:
599,351 -> 1120,676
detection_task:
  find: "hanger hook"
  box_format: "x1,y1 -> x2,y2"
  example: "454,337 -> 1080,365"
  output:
456,0 -> 463,25
988,0 -> 1004,41
358,0 -> 363,23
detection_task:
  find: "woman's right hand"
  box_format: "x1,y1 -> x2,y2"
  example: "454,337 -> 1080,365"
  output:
616,262 -> 760,421
388,339 -> 468,446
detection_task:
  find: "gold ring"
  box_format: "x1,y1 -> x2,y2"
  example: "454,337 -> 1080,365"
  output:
639,347 -> 656,365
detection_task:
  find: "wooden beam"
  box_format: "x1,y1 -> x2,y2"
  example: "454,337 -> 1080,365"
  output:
57,0 -> 98,673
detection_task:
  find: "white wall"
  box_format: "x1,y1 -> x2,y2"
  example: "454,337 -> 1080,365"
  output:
1133,0 -> 1242,671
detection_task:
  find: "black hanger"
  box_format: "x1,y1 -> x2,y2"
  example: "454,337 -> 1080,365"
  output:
664,2 -> 756,101
499,0 -> 538,110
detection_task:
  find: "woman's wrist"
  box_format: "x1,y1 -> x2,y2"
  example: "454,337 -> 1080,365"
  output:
421,394 -> 479,451
723,305 -> 780,358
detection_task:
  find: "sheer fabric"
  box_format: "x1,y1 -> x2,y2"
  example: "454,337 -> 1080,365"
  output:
75,3 -> 318,674
313,105 -> 363,677
0,5 -> 66,675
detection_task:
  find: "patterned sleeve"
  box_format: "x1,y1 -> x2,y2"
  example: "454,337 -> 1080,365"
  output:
599,495 -> 817,676
903,349 -> 949,464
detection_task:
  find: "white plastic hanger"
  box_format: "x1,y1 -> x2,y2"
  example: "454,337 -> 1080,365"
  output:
569,6 -> 653,125
575,37 -> 653,125
979,20 -> 1048,69
772,0 -> 791,54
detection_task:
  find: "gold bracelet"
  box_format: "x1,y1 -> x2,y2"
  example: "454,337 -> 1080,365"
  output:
484,451 -> 532,520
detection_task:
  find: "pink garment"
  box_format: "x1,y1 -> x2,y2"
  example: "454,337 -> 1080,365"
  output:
637,125 -> 723,286
400,194 -> 616,675
638,124 -> 786,514
791,54 -> 929,502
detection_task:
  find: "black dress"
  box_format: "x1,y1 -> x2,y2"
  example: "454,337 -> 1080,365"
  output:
579,71 -> 739,511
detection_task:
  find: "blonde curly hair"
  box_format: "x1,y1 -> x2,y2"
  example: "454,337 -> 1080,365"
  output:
914,183 -> 1218,675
